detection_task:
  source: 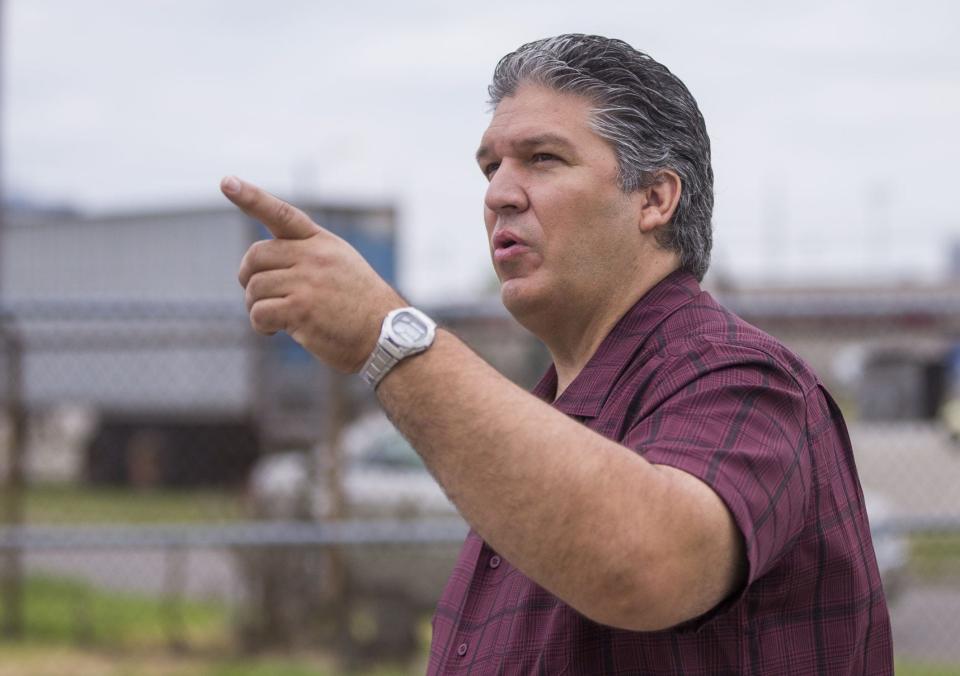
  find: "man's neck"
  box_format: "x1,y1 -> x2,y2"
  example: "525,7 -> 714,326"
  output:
544,260 -> 680,398
549,314 -> 622,398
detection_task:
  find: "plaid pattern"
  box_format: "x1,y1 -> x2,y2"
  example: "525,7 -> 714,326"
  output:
427,270 -> 893,675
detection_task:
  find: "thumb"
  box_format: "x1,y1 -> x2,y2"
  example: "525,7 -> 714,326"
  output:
220,175 -> 322,240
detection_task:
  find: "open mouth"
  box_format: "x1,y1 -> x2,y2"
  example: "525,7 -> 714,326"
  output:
493,230 -> 526,252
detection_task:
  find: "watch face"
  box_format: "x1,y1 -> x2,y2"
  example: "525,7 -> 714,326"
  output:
391,311 -> 429,347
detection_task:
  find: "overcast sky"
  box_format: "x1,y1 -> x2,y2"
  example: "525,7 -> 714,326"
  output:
4,0 -> 959,301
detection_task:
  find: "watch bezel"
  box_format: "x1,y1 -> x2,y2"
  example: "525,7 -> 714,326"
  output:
383,308 -> 436,351
387,308 -> 433,349
360,307 -> 437,389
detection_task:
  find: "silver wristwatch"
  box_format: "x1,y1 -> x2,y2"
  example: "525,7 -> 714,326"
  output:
361,307 -> 437,389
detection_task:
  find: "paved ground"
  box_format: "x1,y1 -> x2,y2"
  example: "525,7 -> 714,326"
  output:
889,579 -> 960,663
25,547 -> 239,601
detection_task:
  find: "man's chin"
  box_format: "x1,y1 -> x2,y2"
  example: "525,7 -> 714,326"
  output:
500,279 -> 547,322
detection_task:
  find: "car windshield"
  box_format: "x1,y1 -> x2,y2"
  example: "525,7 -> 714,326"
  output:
358,432 -> 425,471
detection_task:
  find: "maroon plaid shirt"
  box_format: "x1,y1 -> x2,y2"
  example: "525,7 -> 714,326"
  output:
428,270 -> 893,674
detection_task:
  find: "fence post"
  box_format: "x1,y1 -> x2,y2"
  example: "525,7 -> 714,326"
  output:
0,326 -> 26,639
162,545 -> 188,653
317,368 -> 352,660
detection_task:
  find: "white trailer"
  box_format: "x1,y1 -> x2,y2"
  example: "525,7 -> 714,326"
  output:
0,201 -> 397,484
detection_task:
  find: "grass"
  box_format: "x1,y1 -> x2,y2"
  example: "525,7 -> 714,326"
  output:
2,484 -> 430,674
908,533 -> 960,580
12,574 -> 230,650
895,660 -> 960,676
0,646 -> 418,676
0,575 -> 424,675
20,483 -> 245,525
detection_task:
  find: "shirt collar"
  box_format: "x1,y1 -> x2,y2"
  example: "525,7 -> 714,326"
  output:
531,269 -> 701,418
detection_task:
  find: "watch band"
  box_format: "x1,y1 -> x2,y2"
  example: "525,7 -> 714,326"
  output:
361,341 -> 401,388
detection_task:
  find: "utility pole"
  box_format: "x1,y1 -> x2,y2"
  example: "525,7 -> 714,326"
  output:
0,0 -> 25,642
0,0 -> 5,295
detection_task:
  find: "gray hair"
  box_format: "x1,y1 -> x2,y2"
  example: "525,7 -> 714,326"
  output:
488,34 -> 713,281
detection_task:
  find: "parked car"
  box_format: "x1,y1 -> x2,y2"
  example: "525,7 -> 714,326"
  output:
243,412 -> 462,659
863,489 -> 909,602
249,411 -> 458,521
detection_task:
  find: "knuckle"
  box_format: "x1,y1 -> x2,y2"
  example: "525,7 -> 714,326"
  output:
239,243 -> 263,284
248,303 -> 265,331
250,300 -> 277,333
274,201 -> 296,228
246,271 -> 263,297
285,292 -> 303,322
248,240 -> 267,266
288,293 -> 311,328
302,255 -> 322,276
307,245 -> 331,267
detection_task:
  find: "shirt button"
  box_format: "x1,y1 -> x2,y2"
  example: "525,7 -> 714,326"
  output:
489,555 -> 501,569
457,642 -> 468,656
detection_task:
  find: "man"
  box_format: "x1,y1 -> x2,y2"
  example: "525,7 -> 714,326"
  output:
222,34 -> 893,674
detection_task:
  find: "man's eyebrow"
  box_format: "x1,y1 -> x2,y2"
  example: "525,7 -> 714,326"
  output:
475,134 -> 576,163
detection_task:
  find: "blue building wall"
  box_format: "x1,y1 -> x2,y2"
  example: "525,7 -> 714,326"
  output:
248,206 -> 398,394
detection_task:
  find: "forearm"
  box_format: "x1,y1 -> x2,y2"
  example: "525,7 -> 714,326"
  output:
376,329 -> 713,629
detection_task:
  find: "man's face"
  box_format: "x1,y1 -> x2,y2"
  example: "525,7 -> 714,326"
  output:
476,84 -> 644,324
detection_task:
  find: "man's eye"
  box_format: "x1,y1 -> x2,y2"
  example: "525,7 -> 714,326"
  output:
484,162 -> 500,178
532,153 -> 557,164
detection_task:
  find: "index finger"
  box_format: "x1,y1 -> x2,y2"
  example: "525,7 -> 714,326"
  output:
220,175 -> 322,240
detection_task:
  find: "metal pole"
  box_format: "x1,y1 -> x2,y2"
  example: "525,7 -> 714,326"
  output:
0,0 -> 5,297
161,546 -> 188,653
321,370 -> 352,661
1,329 -> 26,639
0,0 -> 27,641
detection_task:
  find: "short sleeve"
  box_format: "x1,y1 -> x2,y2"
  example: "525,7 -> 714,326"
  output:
623,345 -> 812,592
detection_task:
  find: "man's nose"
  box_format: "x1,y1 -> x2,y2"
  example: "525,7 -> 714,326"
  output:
484,161 -> 529,214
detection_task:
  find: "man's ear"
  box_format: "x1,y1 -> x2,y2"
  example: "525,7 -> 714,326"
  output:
638,170 -> 682,234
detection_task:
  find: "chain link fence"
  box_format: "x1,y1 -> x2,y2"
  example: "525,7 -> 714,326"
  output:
0,291 -> 958,671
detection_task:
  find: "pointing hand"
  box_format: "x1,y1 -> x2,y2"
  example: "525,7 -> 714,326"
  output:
221,176 -> 404,372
